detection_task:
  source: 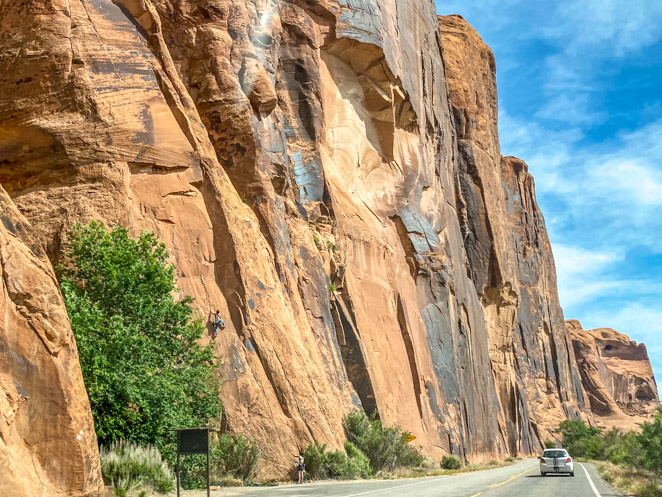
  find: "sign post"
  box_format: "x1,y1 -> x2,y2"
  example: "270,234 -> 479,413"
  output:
172,427 -> 219,497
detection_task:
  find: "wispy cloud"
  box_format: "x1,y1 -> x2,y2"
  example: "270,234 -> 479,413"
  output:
542,0 -> 662,56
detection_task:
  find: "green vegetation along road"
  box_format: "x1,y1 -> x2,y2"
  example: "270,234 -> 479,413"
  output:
180,458 -> 617,497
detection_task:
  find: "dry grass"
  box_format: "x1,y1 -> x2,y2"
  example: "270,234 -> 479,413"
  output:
595,461 -> 662,497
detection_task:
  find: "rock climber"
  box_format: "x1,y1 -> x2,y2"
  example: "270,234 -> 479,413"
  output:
212,310 -> 225,338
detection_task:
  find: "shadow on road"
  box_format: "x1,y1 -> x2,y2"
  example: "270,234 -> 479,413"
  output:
525,474 -> 573,478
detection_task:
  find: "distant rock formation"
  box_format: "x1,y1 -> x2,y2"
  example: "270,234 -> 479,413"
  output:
0,1 -> 606,490
567,319 -> 659,429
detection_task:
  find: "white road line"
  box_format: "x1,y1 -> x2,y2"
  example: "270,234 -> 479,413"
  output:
580,463 -> 602,497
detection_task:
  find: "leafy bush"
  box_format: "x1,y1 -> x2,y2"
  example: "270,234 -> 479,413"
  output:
344,411 -> 425,472
59,222 -> 222,486
344,442 -> 372,479
601,429 -> 642,468
505,456 -> 517,463
544,439 -> 557,449
640,407 -> 662,474
100,441 -> 174,496
304,440 -> 328,480
441,455 -> 462,470
554,408 -> 662,478
215,434 -> 260,481
303,440 -> 372,480
558,420 -> 604,458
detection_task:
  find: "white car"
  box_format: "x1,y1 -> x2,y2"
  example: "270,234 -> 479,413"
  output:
539,448 -> 574,477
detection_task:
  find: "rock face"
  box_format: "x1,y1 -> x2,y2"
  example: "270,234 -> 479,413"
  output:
0,187 -> 102,497
0,0 -> 592,485
568,319 -> 659,429
439,15 -> 588,452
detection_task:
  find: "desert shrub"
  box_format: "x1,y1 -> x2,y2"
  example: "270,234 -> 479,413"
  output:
544,439 -> 557,449
344,442 -> 372,479
555,409 -> 662,476
602,429 -> 641,468
640,407 -> 662,474
302,440 -> 372,480
177,433 -> 259,487
343,411 -> 425,472
325,450 -> 359,479
59,222 -> 222,488
558,420 -> 604,458
304,440 -> 329,480
505,456 -> 517,463
100,441 -> 174,496
215,434 -> 260,481
441,455 -> 462,470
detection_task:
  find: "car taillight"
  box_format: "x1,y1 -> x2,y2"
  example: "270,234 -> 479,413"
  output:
566,457 -> 571,463
540,457 -> 546,463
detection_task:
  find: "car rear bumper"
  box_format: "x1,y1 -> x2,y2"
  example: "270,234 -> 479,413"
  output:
540,464 -> 574,474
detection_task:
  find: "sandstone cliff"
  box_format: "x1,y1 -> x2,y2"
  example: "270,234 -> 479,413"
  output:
0,186 -> 102,496
439,15 -> 589,453
0,0 -> 592,487
567,319 -> 659,430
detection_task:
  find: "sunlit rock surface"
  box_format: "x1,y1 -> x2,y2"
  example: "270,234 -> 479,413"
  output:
0,1 -> 623,488
0,187 -> 102,497
567,319 -> 659,430
439,15 -> 589,452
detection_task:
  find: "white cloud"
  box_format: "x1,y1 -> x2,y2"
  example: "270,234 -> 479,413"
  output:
551,243 -> 623,306
590,161 -> 662,207
542,0 -> 662,56
553,244 -> 623,278
535,93 -> 607,126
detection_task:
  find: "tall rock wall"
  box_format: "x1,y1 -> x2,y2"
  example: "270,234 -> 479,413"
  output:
0,187 -> 102,497
439,15 -> 588,452
568,319 -> 659,430
0,0 -> 593,486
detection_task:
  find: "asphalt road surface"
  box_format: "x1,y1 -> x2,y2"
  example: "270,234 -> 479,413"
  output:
185,458 -> 620,497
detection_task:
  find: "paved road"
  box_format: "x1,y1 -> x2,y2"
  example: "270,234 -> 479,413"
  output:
183,458 -> 620,497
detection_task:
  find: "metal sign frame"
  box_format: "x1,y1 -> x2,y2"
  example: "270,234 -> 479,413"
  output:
171,427 -> 219,497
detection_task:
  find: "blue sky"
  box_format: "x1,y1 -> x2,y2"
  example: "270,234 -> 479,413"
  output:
435,0 -> 662,383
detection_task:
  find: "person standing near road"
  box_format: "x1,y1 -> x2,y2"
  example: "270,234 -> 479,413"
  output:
297,454 -> 305,484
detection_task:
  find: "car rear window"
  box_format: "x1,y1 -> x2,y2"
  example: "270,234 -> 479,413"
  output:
543,450 -> 568,458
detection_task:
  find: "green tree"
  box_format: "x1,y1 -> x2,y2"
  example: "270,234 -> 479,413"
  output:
59,222 -> 222,456
639,407 -> 662,474
557,420 -> 604,459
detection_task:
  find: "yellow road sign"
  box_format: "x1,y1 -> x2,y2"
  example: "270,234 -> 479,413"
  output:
405,434 -> 416,443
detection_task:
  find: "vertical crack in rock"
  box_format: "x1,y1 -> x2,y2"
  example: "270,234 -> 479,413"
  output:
331,293 -> 378,416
